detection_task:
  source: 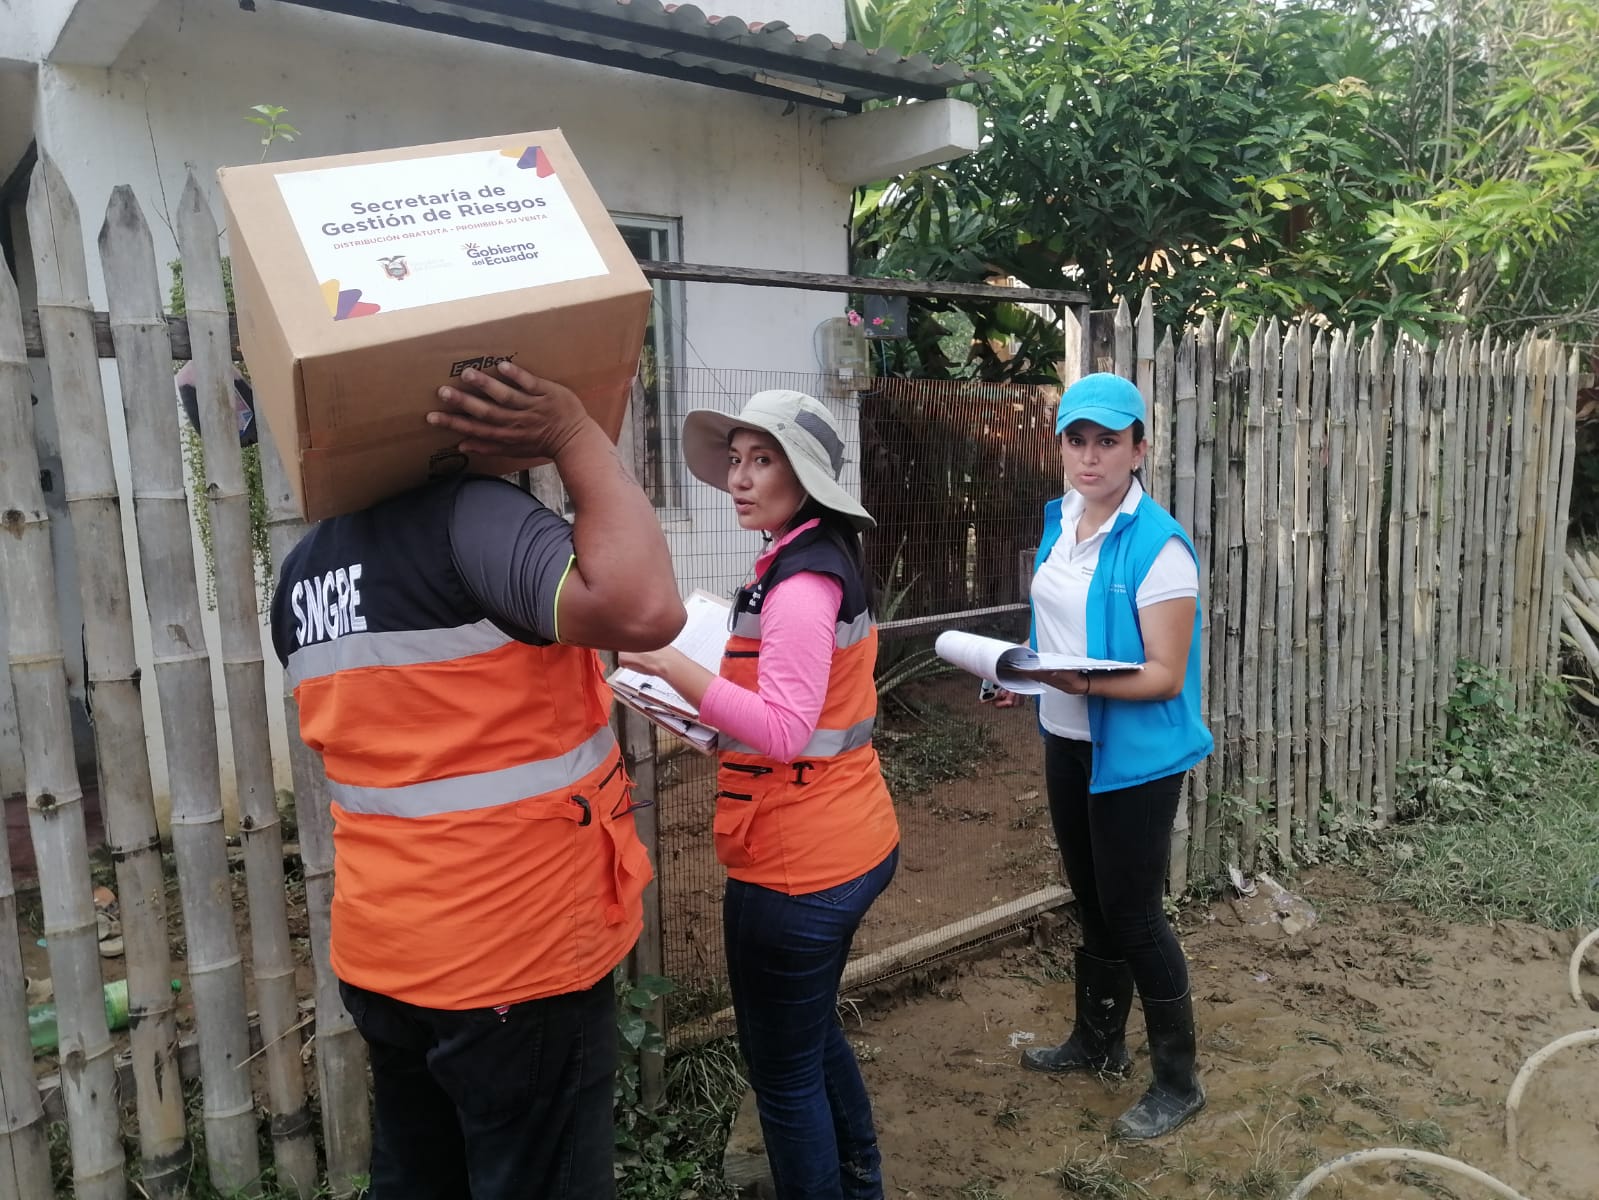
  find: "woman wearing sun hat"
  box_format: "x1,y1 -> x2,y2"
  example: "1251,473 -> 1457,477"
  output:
619,390 -> 899,1200
1010,372 -> 1213,1140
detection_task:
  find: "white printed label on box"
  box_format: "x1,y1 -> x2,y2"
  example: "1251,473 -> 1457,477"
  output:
274,143 -> 608,321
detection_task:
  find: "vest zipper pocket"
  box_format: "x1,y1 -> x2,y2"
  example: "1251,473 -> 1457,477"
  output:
723,649 -> 761,659
722,762 -> 773,777
715,790 -> 754,803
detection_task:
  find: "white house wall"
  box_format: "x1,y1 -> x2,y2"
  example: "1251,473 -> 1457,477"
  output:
11,0 -> 864,817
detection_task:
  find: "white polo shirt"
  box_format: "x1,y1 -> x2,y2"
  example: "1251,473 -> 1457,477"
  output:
1033,479 -> 1198,740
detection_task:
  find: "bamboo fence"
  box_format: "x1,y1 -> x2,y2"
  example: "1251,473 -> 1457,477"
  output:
0,239 -> 60,1200
1118,301 -> 1580,876
14,160 -> 129,1200
178,179 -> 319,1196
0,166 -> 1585,1193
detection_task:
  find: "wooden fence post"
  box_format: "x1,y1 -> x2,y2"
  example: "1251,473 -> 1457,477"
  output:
1139,290 -> 1164,507
1514,339 -> 1551,707
177,174 -> 318,1194
622,710 -> 665,1108
1434,337 -> 1465,736
1530,339 -> 1560,689
1061,306 -> 1082,390
1170,328 -> 1197,893
1322,331 -> 1349,837
1348,331 -> 1377,823
0,231 -> 60,1200
621,380 -> 666,1107
1499,336 -> 1525,684
1399,341 -> 1424,788
22,153 -> 136,1200
93,182 -> 261,1192
1460,334 -> 1488,661
1550,349 -> 1581,673
1190,317 -> 1216,881
1240,321 -> 1266,865
1275,324 -> 1299,857
1152,324 -> 1174,513
1257,321 -> 1282,863
1113,297 -> 1133,379
1333,333 -> 1360,827
1207,315 -> 1236,870
1305,332 -> 1329,841
99,184 -> 214,1198
1289,324 -> 1313,841
1482,339 -> 1510,671
258,436 -> 374,1196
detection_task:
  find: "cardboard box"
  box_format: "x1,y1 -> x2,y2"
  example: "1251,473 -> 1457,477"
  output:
219,129 -> 650,521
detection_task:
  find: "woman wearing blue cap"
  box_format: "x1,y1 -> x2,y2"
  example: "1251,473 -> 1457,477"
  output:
1009,372 -> 1213,1139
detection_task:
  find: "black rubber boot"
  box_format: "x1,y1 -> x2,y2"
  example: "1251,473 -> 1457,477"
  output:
1021,950 -> 1134,1076
1113,990 -> 1206,1139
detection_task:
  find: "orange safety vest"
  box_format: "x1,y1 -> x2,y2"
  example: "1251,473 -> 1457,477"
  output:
712,527 -> 898,894
274,480 -> 650,1010
290,634 -> 650,1009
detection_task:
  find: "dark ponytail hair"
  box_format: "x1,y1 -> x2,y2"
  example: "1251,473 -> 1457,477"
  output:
787,497 -> 877,616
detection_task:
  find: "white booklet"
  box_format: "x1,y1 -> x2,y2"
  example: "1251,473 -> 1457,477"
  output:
607,589 -> 731,754
934,630 -> 1142,695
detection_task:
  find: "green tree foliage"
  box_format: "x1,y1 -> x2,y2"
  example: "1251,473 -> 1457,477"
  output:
850,0 -> 1599,378
1374,0 -> 1599,342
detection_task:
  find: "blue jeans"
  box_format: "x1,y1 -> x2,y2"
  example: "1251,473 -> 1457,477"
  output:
339,976 -> 617,1200
724,847 -> 899,1200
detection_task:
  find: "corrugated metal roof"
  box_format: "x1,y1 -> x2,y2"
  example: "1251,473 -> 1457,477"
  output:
300,0 -> 976,109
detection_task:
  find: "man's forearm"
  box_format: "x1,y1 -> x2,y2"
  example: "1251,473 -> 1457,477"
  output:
555,423 -> 682,642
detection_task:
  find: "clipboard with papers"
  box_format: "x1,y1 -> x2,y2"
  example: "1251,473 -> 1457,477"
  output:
606,589 -> 730,754
933,630 -> 1142,695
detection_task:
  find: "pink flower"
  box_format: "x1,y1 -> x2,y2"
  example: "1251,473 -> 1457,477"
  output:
872,316 -> 885,326
846,309 -> 863,326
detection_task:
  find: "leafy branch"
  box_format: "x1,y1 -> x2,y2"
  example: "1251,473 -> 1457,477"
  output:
245,104 -> 299,162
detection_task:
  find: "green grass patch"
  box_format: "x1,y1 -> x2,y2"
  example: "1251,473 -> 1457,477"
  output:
876,708 -> 993,796
1363,664 -> 1599,929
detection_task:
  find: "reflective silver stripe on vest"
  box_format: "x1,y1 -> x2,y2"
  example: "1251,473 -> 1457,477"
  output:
835,610 -> 872,649
728,609 -> 873,650
328,726 -> 618,818
720,716 -> 876,760
287,619 -> 513,688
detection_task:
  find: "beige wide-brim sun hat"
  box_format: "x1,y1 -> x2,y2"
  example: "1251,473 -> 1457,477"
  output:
680,390 -> 876,531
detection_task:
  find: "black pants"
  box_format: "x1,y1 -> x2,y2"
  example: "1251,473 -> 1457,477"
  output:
1044,735 -> 1189,1003
339,976 -> 617,1200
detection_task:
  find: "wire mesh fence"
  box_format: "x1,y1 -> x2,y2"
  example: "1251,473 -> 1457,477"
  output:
653,369 -> 1068,1044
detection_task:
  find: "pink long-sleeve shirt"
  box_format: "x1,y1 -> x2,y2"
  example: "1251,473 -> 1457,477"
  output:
697,521 -> 844,762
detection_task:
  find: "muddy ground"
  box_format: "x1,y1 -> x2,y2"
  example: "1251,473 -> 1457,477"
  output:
657,672 -> 1061,1025
19,670 -> 1599,1199
851,867 -> 1599,1199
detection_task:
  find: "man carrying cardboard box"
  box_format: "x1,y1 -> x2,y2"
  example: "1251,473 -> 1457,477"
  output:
270,361 -> 684,1199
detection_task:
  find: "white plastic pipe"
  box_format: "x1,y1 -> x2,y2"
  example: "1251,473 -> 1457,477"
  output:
1568,927 -> 1599,1006
1287,1148 -> 1532,1200
1505,1027 -> 1599,1160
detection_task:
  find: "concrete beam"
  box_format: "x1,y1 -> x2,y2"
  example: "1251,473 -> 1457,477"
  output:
40,0 -> 164,67
821,97 -> 979,187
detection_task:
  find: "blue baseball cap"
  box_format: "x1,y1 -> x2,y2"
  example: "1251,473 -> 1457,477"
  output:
1054,373 -> 1146,435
